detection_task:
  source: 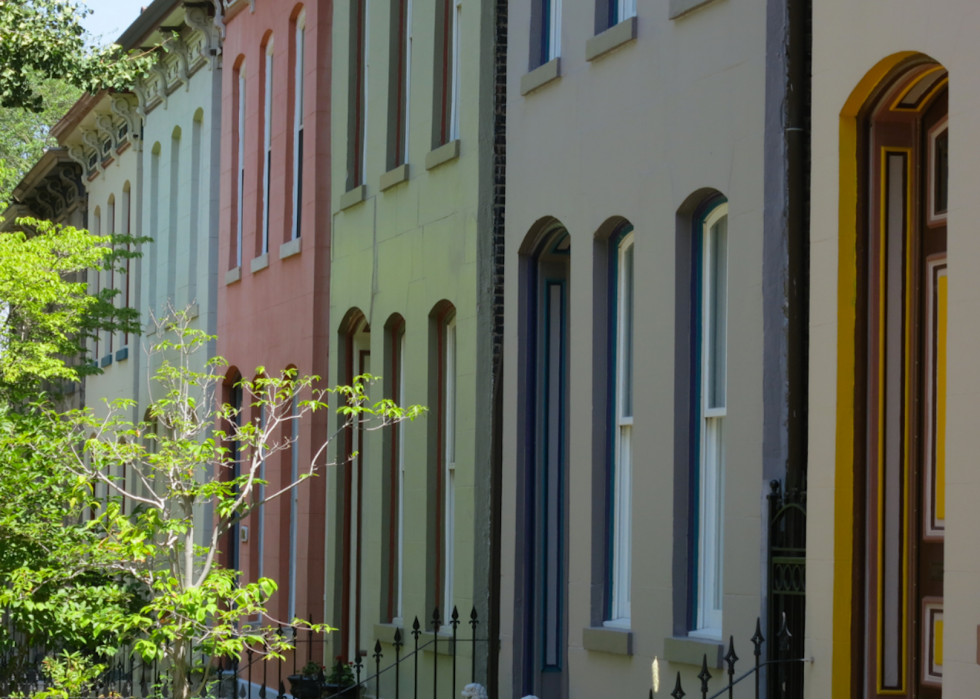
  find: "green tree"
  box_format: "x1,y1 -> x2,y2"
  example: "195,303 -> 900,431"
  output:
0,0 -> 147,111
0,315 -> 425,699
0,213 -> 144,403
0,76 -> 82,202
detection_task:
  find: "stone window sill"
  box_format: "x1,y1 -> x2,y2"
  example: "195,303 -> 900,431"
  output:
250,253 -> 269,274
520,58 -> 561,95
586,17 -> 637,62
381,163 -> 410,191
225,266 -> 241,285
115,346 -> 129,362
280,237 -> 302,260
100,354 -> 113,368
669,0 -> 724,19
663,635 -> 723,669
340,184 -> 367,210
583,626 -> 633,656
425,140 -> 460,171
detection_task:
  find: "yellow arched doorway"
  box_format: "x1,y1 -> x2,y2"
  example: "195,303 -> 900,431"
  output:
833,53 -> 949,699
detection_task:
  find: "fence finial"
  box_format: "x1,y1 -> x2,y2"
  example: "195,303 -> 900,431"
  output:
670,670 -> 685,699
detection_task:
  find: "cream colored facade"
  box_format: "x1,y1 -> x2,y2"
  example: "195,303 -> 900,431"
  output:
500,0 -> 781,697
327,0 -> 498,693
52,92 -> 142,421
807,4 -> 980,699
130,2 -> 224,424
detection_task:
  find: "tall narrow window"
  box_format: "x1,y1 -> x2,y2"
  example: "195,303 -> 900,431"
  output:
694,203 -> 728,638
443,315 -> 457,614
538,0 -> 561,66
149,145 -> 160,318
229,381 -> 244,575
236,64 -> 246,268
609,231 -> 634,625
261,41 -> 274,256
168,129 -> 180,307
107,197 -> 115,355
288,395 -> 299,622
122,183 -> 131,346
388,0 -> 411,168
349,1 -> 369,189
404,0 -> 412,163
432,0 -> 454,147
256,404 -> 266,581
609,0 -> 635,26
448,0 -> 461,141
292,16 -> 305,240
396,330 -> 406,622
92,207 -> 101,361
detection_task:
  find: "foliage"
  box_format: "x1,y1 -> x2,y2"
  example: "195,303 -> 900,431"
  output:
300,660 -> 323,678
0,0 -> 149,111
0,214 -> 145,401
36,651 -> 107,699
324,657 -> 355,687
0,315 -> 426,699
0,76 -> 81,202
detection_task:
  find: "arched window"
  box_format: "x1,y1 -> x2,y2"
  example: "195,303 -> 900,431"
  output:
261,36 -> 274,257
515,220 -> 570,696
382,315 -> 406,623
292,11 -> 306,240
693,200 -> 728,639
427,302 -> 456,621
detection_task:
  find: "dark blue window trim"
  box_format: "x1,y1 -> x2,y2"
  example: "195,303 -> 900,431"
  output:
540,277 -> 566,672
115,346 -> 129,362
603,223 -> 634,621
100,354 -> 113,368
688,195 -> 726,630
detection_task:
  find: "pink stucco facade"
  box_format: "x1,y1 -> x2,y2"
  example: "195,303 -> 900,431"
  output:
217,0 -> 332,638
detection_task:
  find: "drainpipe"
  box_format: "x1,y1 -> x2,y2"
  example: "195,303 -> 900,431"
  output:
488,0 -> 508,695
785,0 -> 811,495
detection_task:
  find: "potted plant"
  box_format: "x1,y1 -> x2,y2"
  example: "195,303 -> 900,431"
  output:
287,661 -> 324,699
322,656 -> 358,698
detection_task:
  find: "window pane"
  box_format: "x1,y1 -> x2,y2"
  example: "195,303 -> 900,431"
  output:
620,242 -> 634,419
935,128 -> 948,215
707,215 -> 728,410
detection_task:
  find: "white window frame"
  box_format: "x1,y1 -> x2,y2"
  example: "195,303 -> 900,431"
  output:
607,232 -> 634,627
448,0 -> 462,141
236,64 -> 246,268
443,316 -> 457,615
694,203 -> 728,640
291,14 -> 305,240
547,0 -> 561,62
616,0 -> 636,22
261,41 -> 274,256
92,207 -> 101,360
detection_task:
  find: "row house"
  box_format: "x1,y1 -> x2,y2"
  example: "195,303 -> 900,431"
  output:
326,0 -> 500,694
216,0 -> 334,670
806,3 -> 977,699
498,0 -> 793,696
10,0 -> 980,697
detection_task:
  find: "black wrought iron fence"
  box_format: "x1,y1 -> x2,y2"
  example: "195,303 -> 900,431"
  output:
224,606 -> 487,699
662,614 -> 809,699
768,480 -> 806,699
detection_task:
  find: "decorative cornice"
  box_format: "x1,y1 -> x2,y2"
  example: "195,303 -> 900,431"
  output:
80,130 -> 106,174
95,113 -> 117,149
210,0 -> 226,41
186,5 -> 223,59
149,64 -> 170,109
131,82 -> 150,118
171,39 -> 191,91
110,95 -> 141,148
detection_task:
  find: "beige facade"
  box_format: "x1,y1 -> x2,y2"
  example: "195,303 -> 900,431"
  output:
500,0 -> 778,697
327,0 -> 498,693
807,4 -> 980,699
